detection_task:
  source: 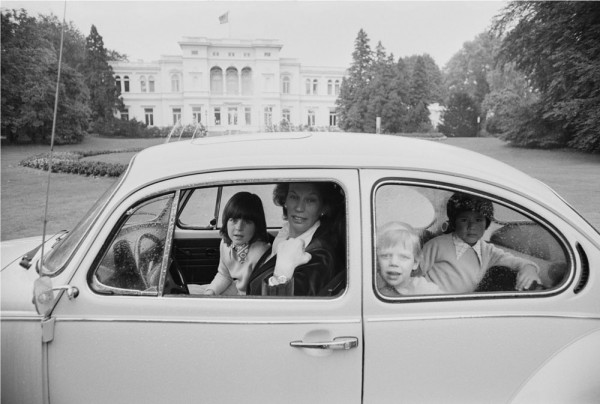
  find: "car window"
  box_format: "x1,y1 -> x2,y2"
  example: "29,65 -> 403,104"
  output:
91,194 -> 174,295
373,182 -> 570,299
91,181 -> 347,298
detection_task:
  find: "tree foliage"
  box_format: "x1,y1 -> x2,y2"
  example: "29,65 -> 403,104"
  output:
438,92 -> 480,137
337,29 -> 443,134
1,9 -> 90,143
493,1 -> 600,152
1,9 -> 125,144
83,25 -> 123,122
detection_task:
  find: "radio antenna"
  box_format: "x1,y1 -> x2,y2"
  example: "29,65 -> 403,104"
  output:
40,0 -> 67,267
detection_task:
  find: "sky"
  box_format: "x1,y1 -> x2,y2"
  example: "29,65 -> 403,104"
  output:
3,0 -> 507,68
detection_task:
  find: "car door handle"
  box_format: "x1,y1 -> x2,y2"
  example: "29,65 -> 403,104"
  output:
290,336 -> 358,350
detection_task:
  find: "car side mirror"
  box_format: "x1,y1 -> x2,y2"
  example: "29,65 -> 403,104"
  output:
33,276 -> 79,317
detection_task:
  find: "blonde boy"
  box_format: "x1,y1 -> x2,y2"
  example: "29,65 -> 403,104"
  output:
376,222 -> 442,296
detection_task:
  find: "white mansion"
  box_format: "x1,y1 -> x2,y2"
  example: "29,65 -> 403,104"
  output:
109,37 -> 347,133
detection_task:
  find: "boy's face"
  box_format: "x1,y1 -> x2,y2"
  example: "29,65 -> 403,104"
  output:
454,210 -> 486,246
377,244 -> 418,288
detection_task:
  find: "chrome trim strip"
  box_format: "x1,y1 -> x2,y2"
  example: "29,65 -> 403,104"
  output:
1,316 -> 42,321
367,313 -> 600,322
52,317 -> 362,325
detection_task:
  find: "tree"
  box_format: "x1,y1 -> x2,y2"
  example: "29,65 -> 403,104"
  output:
83,25 -> 123,123
493,2 -> 600,152
404,53 -> 445,104
406,56 -> 432,132
337,29 -> 373,132
438,92 -> 479,137
1,9 -> 90,143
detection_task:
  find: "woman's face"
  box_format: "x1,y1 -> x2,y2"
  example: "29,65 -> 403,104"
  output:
227,218 -> 256,246
285,183 -> 324,237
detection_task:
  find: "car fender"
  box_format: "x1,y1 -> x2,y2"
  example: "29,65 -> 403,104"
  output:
511,328 -> 600,403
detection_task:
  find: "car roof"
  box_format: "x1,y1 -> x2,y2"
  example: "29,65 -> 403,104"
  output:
124,132 -> 548,196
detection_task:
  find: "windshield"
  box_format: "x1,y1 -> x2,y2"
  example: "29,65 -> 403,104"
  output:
41,178 -> 122,276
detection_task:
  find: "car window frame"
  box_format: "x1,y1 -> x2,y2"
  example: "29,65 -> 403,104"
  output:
87,170 -> 353,300
371,177 -> 576,303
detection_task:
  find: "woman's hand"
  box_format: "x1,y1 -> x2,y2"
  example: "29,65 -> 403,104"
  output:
515,265 -> 542,291
274,238 -> 312,279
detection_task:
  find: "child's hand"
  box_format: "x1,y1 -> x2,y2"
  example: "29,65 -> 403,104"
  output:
274,238 -> 312,279
515,265 -> 542,291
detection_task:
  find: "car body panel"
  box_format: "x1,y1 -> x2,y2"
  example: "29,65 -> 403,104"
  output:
1,133 -> 599,403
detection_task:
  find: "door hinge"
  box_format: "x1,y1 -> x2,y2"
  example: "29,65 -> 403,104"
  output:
42,317 -> 55,343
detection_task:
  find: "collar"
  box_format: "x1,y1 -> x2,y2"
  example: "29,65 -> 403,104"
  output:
452,233 -> 483,265
270,220 -> 321,258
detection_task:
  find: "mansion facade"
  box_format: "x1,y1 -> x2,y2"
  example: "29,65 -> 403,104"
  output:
109,37 -> 347,133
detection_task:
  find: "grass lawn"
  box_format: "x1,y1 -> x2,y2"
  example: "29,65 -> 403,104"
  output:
2,134 -> 599,241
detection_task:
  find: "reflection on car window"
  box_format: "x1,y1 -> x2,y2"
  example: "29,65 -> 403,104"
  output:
92,194 -> 174,295
374,183 -> 570,299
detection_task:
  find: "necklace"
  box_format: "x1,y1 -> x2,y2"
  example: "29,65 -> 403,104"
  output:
233,243 -> 249,263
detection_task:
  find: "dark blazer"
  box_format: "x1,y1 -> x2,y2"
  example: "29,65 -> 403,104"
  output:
247,225 -> 336,296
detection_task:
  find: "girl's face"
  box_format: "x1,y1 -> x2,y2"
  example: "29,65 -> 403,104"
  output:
227,218 -> 256,245
377,244 -> 418,288
285,183 -> 324,238
454,211 -> 486,246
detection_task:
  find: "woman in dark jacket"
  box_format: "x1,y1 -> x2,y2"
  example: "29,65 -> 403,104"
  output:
247,182 -> 344,296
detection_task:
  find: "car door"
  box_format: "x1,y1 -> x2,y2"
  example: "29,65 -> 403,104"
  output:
360,170 -> 596,403
45,169 -> 362,404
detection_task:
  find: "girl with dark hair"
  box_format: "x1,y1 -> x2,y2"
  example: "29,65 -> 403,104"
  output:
203,192 -> 270,295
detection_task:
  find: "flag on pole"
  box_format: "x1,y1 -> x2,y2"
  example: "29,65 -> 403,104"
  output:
219,12 -> 229,24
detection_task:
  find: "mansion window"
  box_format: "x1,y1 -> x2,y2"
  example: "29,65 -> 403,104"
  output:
228,52 -> 235,57
228,107 -> 238,125
120,108 -> 129,121
171,74 -> 181,92
245,107 -> 252,125
148,76 -> 155,93
123,76 -> 130,92
329,109 -> 337,126
307,109 -> 316,126
140,76 -> 147,93
328,80 -> 333,96
144,108 -> 154,126
210,67 -> 223,94
214,107 -> 221,125
305,78 -> 319,95
212,52 -> 219,56
242,67 -> 253,95
282,108 -> 291,124
335,79 -> 341,96
115,76 -> 121,92
192,107 -> 202,123
264,106 -> 273,126
226,67 -> 239,95
264,52 -> 271,57
172,108 -> 182,125
282,76 -> 290,94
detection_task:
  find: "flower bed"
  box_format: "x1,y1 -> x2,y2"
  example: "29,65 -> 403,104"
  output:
19,148 -> 142,177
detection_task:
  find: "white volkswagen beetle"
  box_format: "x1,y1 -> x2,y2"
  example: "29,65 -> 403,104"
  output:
2,132 -> 599,403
